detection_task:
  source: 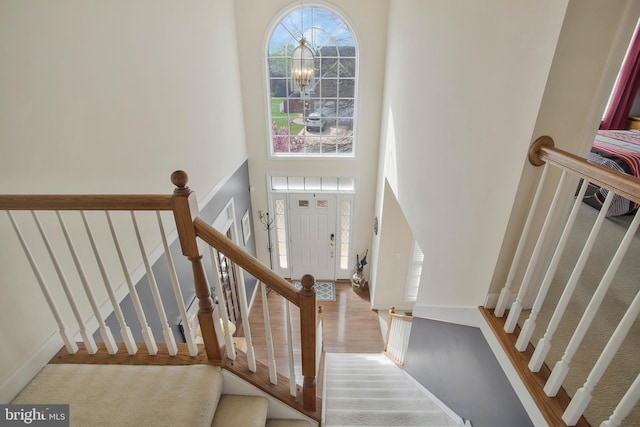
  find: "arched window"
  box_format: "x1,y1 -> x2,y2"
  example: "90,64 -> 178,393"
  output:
267,6 -> 357,156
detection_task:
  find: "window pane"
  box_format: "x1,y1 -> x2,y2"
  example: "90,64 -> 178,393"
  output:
268,7 -> 356,157
322,177 -> 338,191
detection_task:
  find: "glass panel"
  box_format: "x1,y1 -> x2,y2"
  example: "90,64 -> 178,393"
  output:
276,215 -> 285,228
298,200 -> 310,208
341,199 -> 351,214
277,229 -> 287,241
288,176 -> 304,190
341,216 -> 350,229
272,177 -> 288,191
279,256 -> 288,269
275,199 -> 285,214
322,177 -> 338,191
338,177 -> 355,192
317,200 -> 328,208
341,229 -> 349,242
305,176 -> 321,190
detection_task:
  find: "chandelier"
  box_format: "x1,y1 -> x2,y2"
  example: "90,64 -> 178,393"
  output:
291,3 -> 314,92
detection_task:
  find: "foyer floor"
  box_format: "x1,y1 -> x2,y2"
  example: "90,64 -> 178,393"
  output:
246,280 -> 385,395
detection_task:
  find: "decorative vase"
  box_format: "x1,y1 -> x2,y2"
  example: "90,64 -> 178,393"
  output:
351,271 -> 365,290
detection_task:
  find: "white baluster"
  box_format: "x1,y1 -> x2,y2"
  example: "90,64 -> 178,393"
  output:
81,212 -> 137,354
234,263 -> 256,372
495,165 -> 549,317
505,171 -> 568,333
32,211 -> 98,354
529,191 -> 614,372
261,282 -> 277,384
106,211 -> 157,355
286,301 -> 297,397
56,211 -> 117,354
545,208 -> 640,396
600,373 -> 640,427
516,180 -> 588,351
563,288 -> 640,425
130,212 -> 177,355
209,246 -> 235,360
7,211 -> 78,354
157,212 -> 197,357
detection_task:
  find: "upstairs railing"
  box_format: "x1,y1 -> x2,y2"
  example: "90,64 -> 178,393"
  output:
384,306 -> 412,366
486,136 -> 640,427
0,170 -> 318,413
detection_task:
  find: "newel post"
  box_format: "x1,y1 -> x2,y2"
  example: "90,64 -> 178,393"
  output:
299,274 -> 317,411
171,171 -> 223,362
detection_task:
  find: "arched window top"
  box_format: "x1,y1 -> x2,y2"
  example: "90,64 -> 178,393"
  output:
267,6 -> 358,157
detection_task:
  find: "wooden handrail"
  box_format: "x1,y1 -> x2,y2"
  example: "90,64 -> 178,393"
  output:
528,135 -> 640,204
171,171 -> 317,411
193,216 -> 300,305
0,194 -> 173,211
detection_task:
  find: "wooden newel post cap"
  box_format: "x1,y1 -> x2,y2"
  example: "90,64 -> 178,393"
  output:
171,170 -> 190,194
300,274 -> 316,295
528,136 -> 554,167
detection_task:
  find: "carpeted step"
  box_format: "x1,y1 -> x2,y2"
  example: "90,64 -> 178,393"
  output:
12,364 -> 224,427
324,408 -> 455,426
326,386 -> 421,399
211,394 -> 268,427
327,397 -> 438,412
323,353 -> 464,426
265,419 -> 311,427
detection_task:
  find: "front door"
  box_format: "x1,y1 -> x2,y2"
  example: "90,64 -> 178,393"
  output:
288,193 -> 337,280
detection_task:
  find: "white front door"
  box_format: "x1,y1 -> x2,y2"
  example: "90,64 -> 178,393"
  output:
288,193 -> 337,280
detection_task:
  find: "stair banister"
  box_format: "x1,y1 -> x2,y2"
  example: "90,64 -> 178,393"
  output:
299,274 -> 317,411
528,135 -> 640,204
171,171 -> 224,362
173,171 -> 317,411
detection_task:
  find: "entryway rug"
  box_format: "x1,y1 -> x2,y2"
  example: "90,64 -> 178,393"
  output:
291,280 -> 336,301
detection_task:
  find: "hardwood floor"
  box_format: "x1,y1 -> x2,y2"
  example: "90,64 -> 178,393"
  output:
242,280 -> 384,394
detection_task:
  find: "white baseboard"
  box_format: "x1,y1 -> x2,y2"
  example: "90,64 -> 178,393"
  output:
0,333 -> 63,403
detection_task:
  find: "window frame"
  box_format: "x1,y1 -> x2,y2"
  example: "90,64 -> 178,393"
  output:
264,4 -> 359,159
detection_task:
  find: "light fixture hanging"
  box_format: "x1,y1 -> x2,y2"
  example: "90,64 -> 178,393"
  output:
291,1 -> 314,93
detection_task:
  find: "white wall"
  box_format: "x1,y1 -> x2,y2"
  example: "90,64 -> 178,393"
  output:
376,0 -> 569,308
370,180 -> 414,311
0,0 -> 247,401
233,0 -> 389,278
488,0 -> 640,305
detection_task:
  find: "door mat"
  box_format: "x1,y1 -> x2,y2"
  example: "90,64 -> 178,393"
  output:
291,280 -> 336,301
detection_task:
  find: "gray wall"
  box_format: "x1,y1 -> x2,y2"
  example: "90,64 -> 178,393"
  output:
404,317 -> 533,427
99,161 -> 257,343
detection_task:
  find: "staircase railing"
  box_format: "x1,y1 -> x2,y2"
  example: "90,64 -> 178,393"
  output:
485,136 -> 640,427
0,170 -> 318,414
384,306 -> 412,366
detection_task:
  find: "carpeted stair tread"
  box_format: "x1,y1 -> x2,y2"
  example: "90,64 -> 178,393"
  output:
265,419 -> 311,427
326,397 -> 438,411
324,408 -> 454,426
12,364 -> 223,427
324,353 -> 464,426
211,394 -> 268,427
326,387 -> 421,399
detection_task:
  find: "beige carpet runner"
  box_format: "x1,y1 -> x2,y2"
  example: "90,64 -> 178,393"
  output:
323,353 -> 466,426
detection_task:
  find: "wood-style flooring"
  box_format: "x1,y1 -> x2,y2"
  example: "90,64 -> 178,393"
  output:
243,280 -> 384,393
